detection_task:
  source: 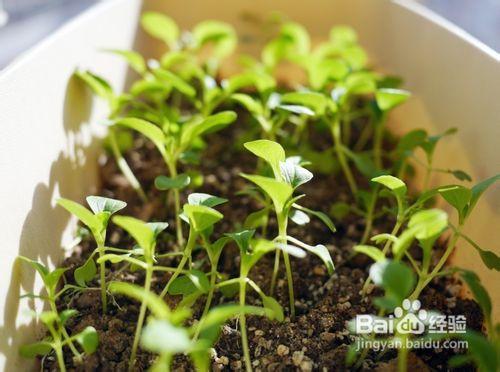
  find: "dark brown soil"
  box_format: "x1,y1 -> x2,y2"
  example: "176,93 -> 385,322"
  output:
41,117 -> 482,372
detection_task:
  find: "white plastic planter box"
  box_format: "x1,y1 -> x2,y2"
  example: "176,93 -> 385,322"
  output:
0,0 -> 498,369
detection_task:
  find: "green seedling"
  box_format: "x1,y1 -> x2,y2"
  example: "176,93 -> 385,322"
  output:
241,139 -> 335,317
18,257 -> 98,369
225,230 -> 289,372
97,216 -> 168,370
394,127 -> 472,188
448,270 -> 499,372
142,12 -> 236,76
57,196 -> 126,313
20,310 -> 98,372
109,282 -> 273,372
162,193 -> 229,332
160,194 -> 226,298
113,112 -> 236,245
74,70 -> 149,201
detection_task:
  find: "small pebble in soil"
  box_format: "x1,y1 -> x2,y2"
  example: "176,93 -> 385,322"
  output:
276,344 -> 290,356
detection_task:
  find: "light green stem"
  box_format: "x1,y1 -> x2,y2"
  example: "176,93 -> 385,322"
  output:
373,114 -> 387,169
269,250 -> 280,296
360,187 -> 379,244
239,278 -> 252,372
361,218 -> 403,294
160,229 -> 197,298
331,120 -> 358,197
166,159 -> 184,247
397,334 -> 409,372
278,213 -> 295,318
129,268 -> 153,371
410,227 -> 461,301
109,129 -> 147,202
98,242 -> 107,314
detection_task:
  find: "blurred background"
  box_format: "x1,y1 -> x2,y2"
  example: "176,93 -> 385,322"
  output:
0,0 -> 499,69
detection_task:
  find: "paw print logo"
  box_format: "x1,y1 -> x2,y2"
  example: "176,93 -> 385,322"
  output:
394,299 -> 428,335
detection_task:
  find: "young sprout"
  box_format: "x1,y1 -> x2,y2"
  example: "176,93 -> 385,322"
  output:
112,111 -> 236,245
97,216 -> 167,370
74,71 -> 148,202
161,193 -> 229,331
225,230 -> 287,372
141,12 -> 237,77
160,194 -> 226,298
450,270 -> 499,372
18,257 -> 98,370
360,175 -> 408,292
57,196 -> 126,314
20,311 -> 98,372
373,88 -> 411,169
109,282 -> 274,371
241,139 -> 335,317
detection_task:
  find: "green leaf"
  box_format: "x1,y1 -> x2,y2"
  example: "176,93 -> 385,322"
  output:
39,311 -> 58,326
451,169 -> 472,182
57,198 -> 101,234
86,196 -> 127,215
75,326 -> 99,354
281,22 -> 310,55
286,236 -> 334,275
59,309 -> 78,325
467,174 -> 500,218
241,174 -> 293,214
192,20 -> 237,58
141,319 -> 191,354
370,260 -> 415,309
187,193 -> 228,207
105,49 -> 146,75
293,204 -> 336,233
183,205 -> 223,232
244,208 -> 269,229
438,185 -> 471,222
244,140 -> 285,179
375,88 -> 411,111
279,159 -> 313,188
108,282 -> 170,318
354,245 -> 385,262
199,304 -> 271,331
112,216 -> 155,254
262,295 -> 284,321
169,270 -> 210,295
141,12 -> 179,48
19,342 -> 52,358
231,93 -> 264,116
459,270 -> 491,322
345,72 -> 376,95
395,129 -> 426,157
225,230 -> 255,252
180,111 -> 237,149
74,70 -> 113,103
459,331 -> 498,372
224,71 -> 276,94
330,25 -> 357,46
155,174 -> 191,190
154,68 -> 196,97
280,91 -> 327,116
371,175 -> 407,197
408,208 -> 448,242
113,117 -> 166,157
74,257 -> 97,287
